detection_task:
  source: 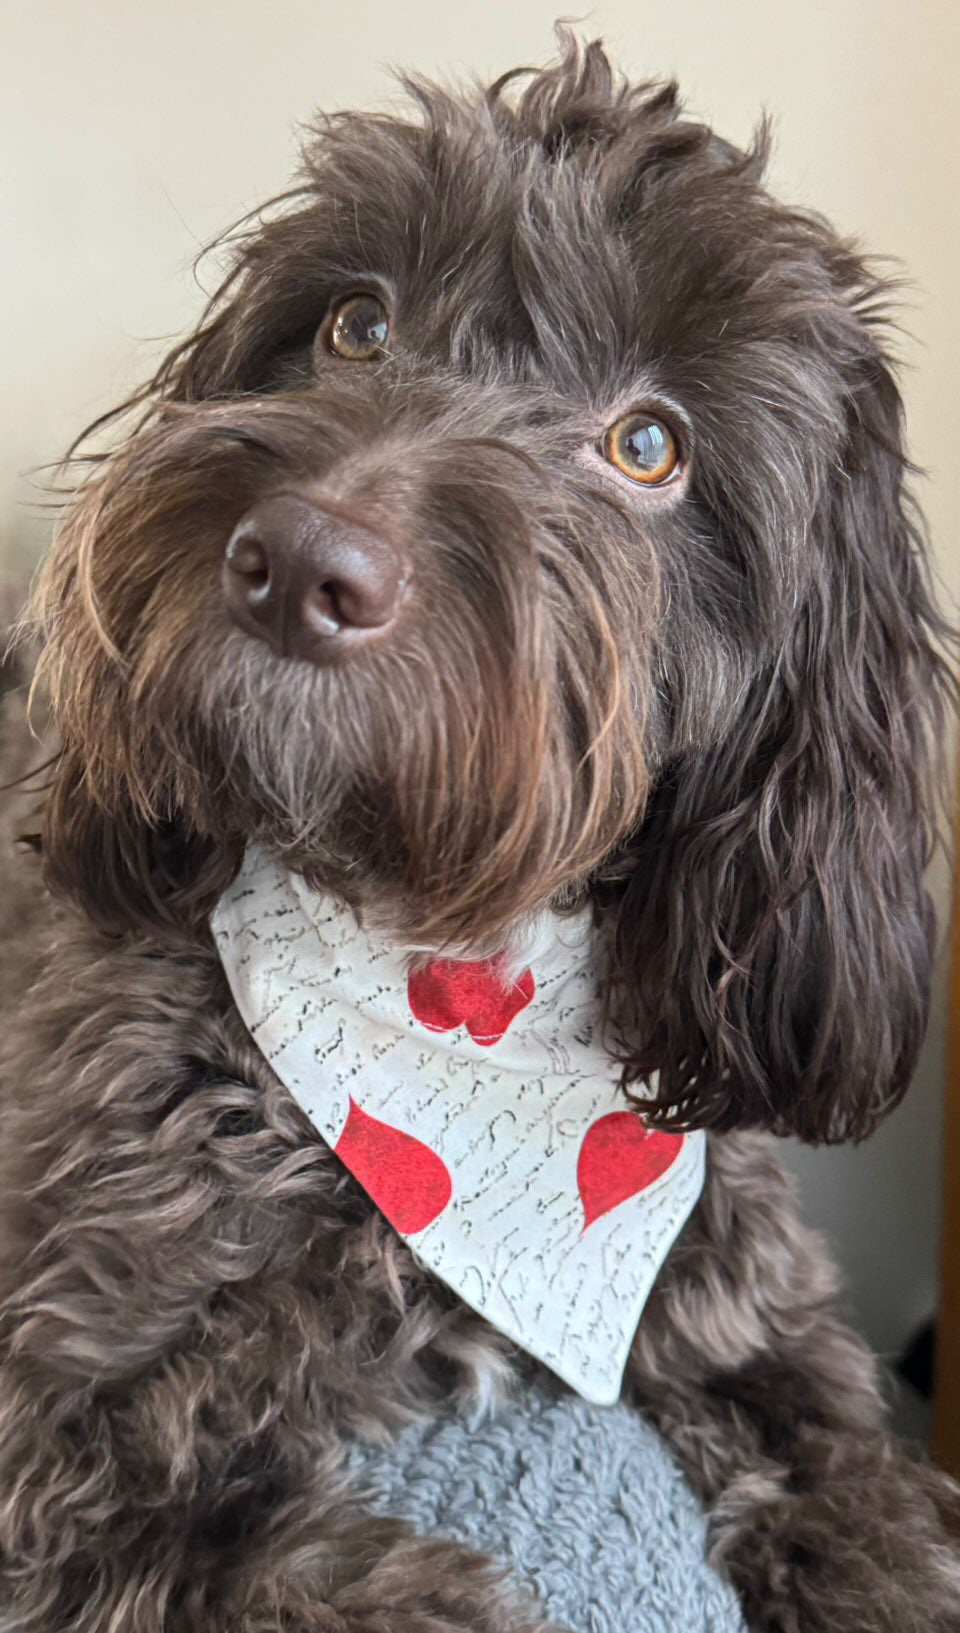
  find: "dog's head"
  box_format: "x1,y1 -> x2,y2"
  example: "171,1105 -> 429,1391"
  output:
35,36 -> 951,1142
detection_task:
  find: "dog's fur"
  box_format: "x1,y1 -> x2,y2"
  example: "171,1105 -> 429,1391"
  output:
1,34 -> 958,1632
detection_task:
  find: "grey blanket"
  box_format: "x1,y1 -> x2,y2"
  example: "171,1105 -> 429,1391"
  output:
347,1378 -> 747,1632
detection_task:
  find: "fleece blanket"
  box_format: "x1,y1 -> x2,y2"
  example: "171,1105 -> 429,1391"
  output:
346,1376 -> 747,1633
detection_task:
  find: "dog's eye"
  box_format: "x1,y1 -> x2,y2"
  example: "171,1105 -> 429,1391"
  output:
603,413 -> 680,485
326,294 -> 390,361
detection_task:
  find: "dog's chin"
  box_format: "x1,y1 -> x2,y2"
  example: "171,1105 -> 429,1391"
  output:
154,612 -> 644,954
210,790 -> 599,962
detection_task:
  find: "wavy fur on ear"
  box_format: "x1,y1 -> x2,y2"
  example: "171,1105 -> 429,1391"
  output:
602,335 -> 952,1143
40,745 -> 240,938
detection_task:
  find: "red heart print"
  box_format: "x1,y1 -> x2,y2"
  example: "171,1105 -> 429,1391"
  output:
334,1098 -> 452,1235
407,957 -> 535,1046
577,1112 -> 685,1231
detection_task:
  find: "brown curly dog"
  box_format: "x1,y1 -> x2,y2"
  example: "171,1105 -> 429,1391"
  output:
1,33 -> 957,1633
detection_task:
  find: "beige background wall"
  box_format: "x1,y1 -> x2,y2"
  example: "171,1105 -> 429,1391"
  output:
3,1 -> 958,1359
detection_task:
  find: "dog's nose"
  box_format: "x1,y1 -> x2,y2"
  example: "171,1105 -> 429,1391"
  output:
222,496 -> 405,662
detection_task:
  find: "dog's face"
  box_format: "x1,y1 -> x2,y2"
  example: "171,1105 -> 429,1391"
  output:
36,39 -> 949,1142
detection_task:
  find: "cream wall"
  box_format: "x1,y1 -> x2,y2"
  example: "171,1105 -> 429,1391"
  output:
3,0 -> 958,1357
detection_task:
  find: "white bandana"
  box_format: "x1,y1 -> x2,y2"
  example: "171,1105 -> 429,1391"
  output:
212,849 -> 705,1405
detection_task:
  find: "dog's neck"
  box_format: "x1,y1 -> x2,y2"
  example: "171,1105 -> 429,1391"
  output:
212,847 -> 706,1404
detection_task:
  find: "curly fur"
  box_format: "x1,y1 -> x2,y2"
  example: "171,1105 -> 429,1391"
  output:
1,31 -> 958,1632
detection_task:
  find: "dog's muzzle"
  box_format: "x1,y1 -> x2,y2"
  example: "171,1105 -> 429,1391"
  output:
223,494 -> 407,664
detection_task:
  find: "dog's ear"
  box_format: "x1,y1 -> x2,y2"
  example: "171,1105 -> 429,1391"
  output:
40,744 -> 237,938
602,330 -> 952,1143
29,421 -> 246,938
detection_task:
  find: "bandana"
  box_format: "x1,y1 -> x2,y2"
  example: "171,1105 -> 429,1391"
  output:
212,849 -> 705,1405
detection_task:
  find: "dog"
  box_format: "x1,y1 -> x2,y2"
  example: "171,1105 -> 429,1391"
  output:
1,32 -> 958,1633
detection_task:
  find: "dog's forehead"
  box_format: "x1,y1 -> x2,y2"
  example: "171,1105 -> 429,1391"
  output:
270,104 -> 797,398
